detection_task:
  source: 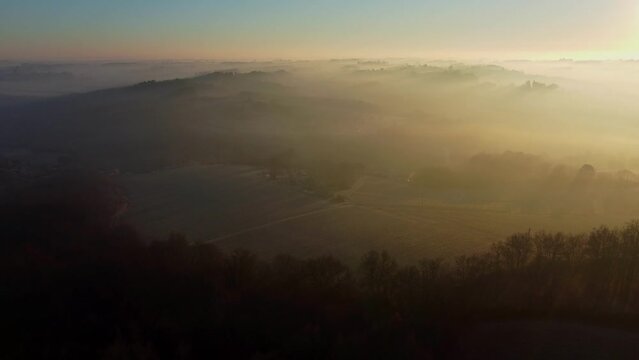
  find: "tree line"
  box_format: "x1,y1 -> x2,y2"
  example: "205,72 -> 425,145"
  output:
3,174 -> 639,358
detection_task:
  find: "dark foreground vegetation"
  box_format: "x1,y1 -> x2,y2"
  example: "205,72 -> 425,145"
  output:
3,174 -> 639,359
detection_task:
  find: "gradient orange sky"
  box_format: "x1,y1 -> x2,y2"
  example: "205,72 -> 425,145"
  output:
1,0 -> 638,60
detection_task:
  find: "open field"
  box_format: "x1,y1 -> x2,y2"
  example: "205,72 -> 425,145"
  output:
120,165 -> 633,264
119,165 -> 331,241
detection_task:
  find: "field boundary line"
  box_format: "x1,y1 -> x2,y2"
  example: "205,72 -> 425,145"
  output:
203,204 -> 350,243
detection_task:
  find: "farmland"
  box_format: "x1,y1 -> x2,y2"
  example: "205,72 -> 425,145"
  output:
119,165 -> 631,264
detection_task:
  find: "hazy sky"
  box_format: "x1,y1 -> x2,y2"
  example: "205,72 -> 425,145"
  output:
1,0 -> 638,60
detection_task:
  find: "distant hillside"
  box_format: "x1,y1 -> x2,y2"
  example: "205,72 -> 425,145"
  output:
0,71 -> 381,172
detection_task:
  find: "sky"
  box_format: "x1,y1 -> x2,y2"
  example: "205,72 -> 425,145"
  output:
1,0 -> 638,61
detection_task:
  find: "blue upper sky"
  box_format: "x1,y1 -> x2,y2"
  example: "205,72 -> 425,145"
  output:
1,0 -> 637,60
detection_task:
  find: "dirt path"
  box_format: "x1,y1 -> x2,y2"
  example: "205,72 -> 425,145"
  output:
353,202 -> 504,239
205,199 -> 503,247
204,204 -> 351,243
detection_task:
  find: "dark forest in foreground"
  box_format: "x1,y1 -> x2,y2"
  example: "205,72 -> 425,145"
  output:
3,174 -> 639,359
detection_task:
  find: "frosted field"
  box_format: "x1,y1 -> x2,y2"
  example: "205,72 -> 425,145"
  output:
120,165 -> 631,264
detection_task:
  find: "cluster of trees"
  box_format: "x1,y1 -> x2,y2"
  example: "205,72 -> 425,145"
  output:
264,150 -> 364,200
411,153 -> 639,215
519,81 -> 558,91
4,174 -> 639,358
303,160 -> 364,198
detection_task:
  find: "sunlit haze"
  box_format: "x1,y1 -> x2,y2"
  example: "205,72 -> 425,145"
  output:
7,2 -> 639,358
1,0 -> 638,60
